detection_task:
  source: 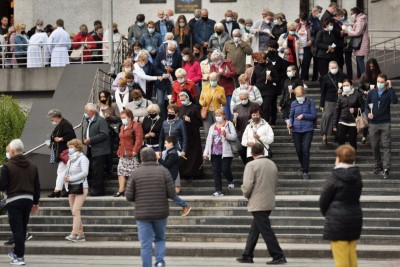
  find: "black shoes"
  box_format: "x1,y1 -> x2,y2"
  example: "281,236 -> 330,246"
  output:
236,257 -> 254,263
114,191 -> 125,197
61,190 -> 69,197
266,257 -> 287,265
47,191 -> 61,198
383,169 -> 390,179
373,165 -> 383,175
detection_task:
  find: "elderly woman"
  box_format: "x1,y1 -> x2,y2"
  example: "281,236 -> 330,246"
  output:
199,72 -> 227,137
14,23 -> 29,68
232,91 -> 259,164
333,79 -> 364,150
171,68 -> 198,107
231,73 -> 262,113
200,48 -> 214,87
178,90 -> 203,180
47,109 -> 77,198
209,50 -> 237,120
113,78 -> 132,113
278,22 -> 301,68
142,104 -> 163,152
159,104 -> 187,158
111,59 -> 134,90
98,90 -> 121,177
125,89 -> 153,123
64,139 -> 90,242
133,52 -> 163,97
320,145 -> 362,267
71,24 -> 96,62
208,23 -> 231,51
288,86 -> 317,180
241,106 -> 274,163
203,108 -> 237,196
115,109 -> 144,197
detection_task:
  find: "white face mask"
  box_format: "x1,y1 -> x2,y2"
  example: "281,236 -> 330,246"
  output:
124,67 -> 132,73
6,152 -> 10,159
343,86 -> 351,93
137,22 -> 145,27
121,118 -> 129,126
226,17 -> 233,22
215,116 -> 223,123
240,83 -> 249,89
179,22 -> 185,28
327,25 -> 334,31
245,26 -> 251,31
330,68 -> 338,75
289,31 -> 296,36
178,78 -> 186,84
274,20 -> 278,25
167,50 -> 174,55
287,71 -> 294,78
233,37 -> 241,43
182,55 -> 189,61
241,99 -> 249,105
296,96 -> 305,104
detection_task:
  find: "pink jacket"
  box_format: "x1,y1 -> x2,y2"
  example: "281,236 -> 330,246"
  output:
183,60 -> 202,84
347,13 -> 369,57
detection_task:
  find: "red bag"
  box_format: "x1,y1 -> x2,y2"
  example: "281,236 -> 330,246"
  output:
59,149 -> 69,164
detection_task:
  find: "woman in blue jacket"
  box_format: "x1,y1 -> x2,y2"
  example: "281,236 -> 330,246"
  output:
288,86 -> 317,180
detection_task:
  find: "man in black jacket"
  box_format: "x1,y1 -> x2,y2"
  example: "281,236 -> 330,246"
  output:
221,10 -> 240,37
0,139 -> 40,265
155,10 -> 174,41
83,103 -> 110,196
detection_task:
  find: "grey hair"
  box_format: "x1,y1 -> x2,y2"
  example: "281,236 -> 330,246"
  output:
329,61 -> 338,67
36,19 -> 43,24
238,90 -> 249,96
164,32 -> 174,41
9,139 -> 24,154
140,147 -> 157,162
312,5 -> 323,11
85,103 -> 97,112
214,23 -> 224,30
209,72 -> 219,80
194,9 -> 201,17
147,104 -> 160,114
175,68 -> 187,77
210,50 -> 225,61
167,40 -> 178,48
47,109 -> 62,118
329,2 -> 339,8
232,29 -> 242,36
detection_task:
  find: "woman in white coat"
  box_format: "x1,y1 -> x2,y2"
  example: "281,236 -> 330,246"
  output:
241,106 -> 274,163
63,139 -> 89,243
133,52 -> 162,95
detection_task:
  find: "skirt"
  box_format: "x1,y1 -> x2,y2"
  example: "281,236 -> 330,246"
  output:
117,156 -> 139,176
320,101 -> 336,136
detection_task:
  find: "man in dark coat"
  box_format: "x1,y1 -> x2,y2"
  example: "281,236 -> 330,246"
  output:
155,10 -> 174,41
221,10 -> 240,37
83,103 -> 110,196
320,145 -> 362,267
0,139 -> 40,265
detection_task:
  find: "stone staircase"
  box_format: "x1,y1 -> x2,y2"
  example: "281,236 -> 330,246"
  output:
1,81 -> 400,259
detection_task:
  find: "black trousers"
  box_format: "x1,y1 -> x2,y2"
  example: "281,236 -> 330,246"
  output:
261,95 -> 278,126
344,51 -> 353,80
7,199 -> 33,258
312,56 -> 319,81
242,210 -> 284,260
210,155 -> 233,192
318,58 -> 331,79
337,124 -> 358,150
87,148 -> 107,194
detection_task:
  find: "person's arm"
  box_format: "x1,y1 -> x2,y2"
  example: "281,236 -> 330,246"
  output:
253,86 -> 263,106
159,124 -> 165,150
333,98 -> 341,129
60,122 -> 77,142
89,119 -> 109,144
0,165 -> 10,191
389,87 -> 399,104
134,67 -> 158,81
364,91 -> 372,116
132,123 -> 144,154
71,35 -> 81,49
87,35 -> 97,49
346,19 -> 364,37
226,121 -> 238,141
192,62 -> 203,84
218,87 -> 227,105
241,125 -> 250,146
303,99 -> 318,121
203,126 -> 212,158
319,174 -> 336,216
240,41 -> 253,55
241,165 -> 254,199
289,102 -> 295,126
315,31 -> 329,50
125,174 -> 136,202
358,91 -> 365,113
259,123 -> 274,145
69,156 -> 90,183
181,120 -> 188,152
320,79 -> 327,108
165,170 -> 176,200
32,167 -> 41,206
159,151 -> 180,169
221,60 -> 237,78
107,104 -> 121,122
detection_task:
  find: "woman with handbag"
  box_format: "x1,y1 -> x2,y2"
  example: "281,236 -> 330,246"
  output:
199,72 -> 226,137
71,24 -> 96,62
203,108 -> 237,196
333,79 -> 364,150
47,109 -> 76,198
114,109 -> 144,197
98,90 -> 121,178
142,104 -> 163,152
64,139 -> 90,242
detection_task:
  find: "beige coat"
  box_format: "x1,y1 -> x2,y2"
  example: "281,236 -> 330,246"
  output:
200,58 -> 211,86
223,40 -> 253,75
241,156 -> 278,212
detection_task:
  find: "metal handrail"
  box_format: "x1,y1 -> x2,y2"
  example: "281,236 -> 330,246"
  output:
370,35 -> 400,49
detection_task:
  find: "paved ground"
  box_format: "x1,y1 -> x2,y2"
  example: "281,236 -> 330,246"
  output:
0,255 -> 399,267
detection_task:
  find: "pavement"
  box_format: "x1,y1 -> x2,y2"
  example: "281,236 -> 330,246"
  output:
0,255 -> 399,267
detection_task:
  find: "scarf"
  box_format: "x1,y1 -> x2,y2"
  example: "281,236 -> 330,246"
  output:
167,116 -> 179,125
115,87 -> 130,112
68,152 -> 81,163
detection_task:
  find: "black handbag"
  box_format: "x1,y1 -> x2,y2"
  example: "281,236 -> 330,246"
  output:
69,183 -> 84,195
256,139 -> 273,159
110,123 -> 122,134
350,36 -> 363,50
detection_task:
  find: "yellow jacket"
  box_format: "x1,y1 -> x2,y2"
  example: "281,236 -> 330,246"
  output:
199,84 -> 226,111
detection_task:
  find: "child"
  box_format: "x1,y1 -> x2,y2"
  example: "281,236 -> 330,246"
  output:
157,136 -> 191,216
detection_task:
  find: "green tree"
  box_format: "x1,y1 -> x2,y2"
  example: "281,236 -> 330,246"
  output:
0,95 -> 28,165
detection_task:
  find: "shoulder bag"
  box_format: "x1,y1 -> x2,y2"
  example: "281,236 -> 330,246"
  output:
70,37 -> 87,61
225,122 -> 241,153
67,162 -> 84,195
59,149 -> 69,164
350,23 -> 367,50
355,108 -> 368,131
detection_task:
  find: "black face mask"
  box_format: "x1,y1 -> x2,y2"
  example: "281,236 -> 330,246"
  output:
216,31 -> 223,35
167,114 -> 176,120
149,114 -> 157,119
202,17 -> 208,21
268,50 -> 278,56
194,53 -> 200,57
113,29 -> 118,34
100,99 -> 107,104
21,31 -> 26,35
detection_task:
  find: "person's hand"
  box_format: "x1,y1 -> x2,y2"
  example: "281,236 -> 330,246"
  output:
333,128 -> 337,132
64,176 -> 70,183
180,152 -> 186,158
31,204 -> 40,213
218,68 -> 224,75
337,89 -> 342,94
54,137 -> 63,143
203,155 -> 209,161
132,152 -> 137,157
184,116 -> 191,122
150,50 -> 156,55
156,152 -> 161,159
387,80 -> 392,88
289,89 -> 294,94
296,114 -> 303,120
217,94 -> 222,100
278,107 -> 282,113
166,66 -> 173,73
320,107 -> 324,112
203,42 -> 208,48
149,132 -> 155,137
157,76 -> 163,81
368,113 -> 374,119
145,133 -> 151,138
267,75 -> 272,81
83,139 -> 91,145
107,72 -> 113,76
287,124 -> 292,129
284,48 -> 290,55
306,40 -> 312,46
253,133 -> 260,140
247,141 -> 255,147
163,73 -> 171,79
255,29 -> 261,33
349,108 -> 354,113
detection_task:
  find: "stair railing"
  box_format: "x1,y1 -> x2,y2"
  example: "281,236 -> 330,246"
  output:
368,35 -> 400,69
111,36 -> 130,74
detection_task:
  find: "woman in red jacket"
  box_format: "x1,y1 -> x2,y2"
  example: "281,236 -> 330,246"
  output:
171,68 -> 198,107
209,50 -> 237,120
115,109 -> 144,197
71,24 -> 96,62
181,48 -> 202,98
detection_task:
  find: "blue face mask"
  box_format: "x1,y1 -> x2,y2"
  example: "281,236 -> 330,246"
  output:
210,81 -> 218,87
377,83 -> 385,90
134,100 -> 143,106
68,148 -> 75,155
80,31 -> 87,36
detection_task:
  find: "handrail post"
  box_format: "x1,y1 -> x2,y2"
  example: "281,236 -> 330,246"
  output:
108,0 -> 114,65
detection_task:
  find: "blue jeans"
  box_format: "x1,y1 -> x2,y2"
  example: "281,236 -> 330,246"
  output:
173,195 -> 188,208
223,95 -> 232,120
292,131 -> 314,174
137,219 -> 167,267
356,56 -> 365,79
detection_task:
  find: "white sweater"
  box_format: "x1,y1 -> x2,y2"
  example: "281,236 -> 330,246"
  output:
64,153 -> 90,188
241,119 -> 274,157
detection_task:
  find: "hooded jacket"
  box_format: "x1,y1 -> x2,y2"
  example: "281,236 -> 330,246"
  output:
319,165 -> 363,241
0,155 -> 40,205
